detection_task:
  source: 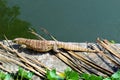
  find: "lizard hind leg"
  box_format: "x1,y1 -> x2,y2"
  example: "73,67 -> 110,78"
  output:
53,43 -> 60,53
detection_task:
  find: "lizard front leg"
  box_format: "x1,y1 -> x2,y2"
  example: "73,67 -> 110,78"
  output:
18,44 -> 27,51
20,44 -> 27,49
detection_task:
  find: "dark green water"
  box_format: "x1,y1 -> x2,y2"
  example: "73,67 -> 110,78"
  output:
2,0 -> 120,42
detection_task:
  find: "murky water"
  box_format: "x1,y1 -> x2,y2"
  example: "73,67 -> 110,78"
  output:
2,0 -> 120,42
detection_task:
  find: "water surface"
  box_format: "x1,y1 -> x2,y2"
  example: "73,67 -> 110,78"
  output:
7,0 -> 120,42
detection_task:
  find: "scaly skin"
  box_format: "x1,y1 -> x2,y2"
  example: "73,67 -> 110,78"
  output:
13,38 -> 98,53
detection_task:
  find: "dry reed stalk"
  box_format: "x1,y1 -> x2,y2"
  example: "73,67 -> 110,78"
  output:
0,65 -> 11,73
0,42 -> 46,77
91,43 -> 120,67
96,38 -> 120,68
0,50 -> 20,62
105,56 -> 120,67
103,39 -> 120,54
60,51 -> 82,67
11,50 -> 46,75
60,51 -> 100,75
103,39 -> 118,47
25,56 -> 50,70
67,51 -> 113,76
0,54 -> 44,77
97,38 -> 120,59
29,28 -> 46,40
55,52 -> 82,73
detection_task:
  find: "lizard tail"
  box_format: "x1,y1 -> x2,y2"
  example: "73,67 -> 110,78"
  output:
58,42 -> 98,53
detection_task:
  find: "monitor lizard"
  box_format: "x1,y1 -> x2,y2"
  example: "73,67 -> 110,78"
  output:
13,38 -> 99,53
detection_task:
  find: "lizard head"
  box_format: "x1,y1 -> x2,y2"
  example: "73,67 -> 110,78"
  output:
13,38 -> 26,44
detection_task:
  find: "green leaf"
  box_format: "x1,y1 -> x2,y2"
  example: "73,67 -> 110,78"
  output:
46,69 -> 62,80
64,67 -> 79,80
18,67 -> 33,80
89,74 -> 103,80
0,71 -> 11,80
18,67 -> 27,77
80,73 -> 90,80
0,71 -> 6,79
67,71 -> 79,80
4,74 -> 11,80
111,70 -> 120,79
27,71 -> 34,79
80,73 -> 103,80
103,77 -> 111,80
